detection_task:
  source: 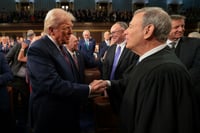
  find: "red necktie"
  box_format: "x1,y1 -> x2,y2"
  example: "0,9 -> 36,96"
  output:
72,53 -> 79,70
59,46 -> 70,65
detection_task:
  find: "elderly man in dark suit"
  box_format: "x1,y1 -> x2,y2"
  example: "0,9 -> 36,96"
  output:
27,8 -> 105,133
92,22 -> 138,132
102,22 -> 138,113
65,34 -> 97,83
167,15 -> 200,114
78,30 -> 96,62
65,34 -> 98,132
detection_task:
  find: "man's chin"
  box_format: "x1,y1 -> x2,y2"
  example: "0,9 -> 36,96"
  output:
176,33 -> 184,38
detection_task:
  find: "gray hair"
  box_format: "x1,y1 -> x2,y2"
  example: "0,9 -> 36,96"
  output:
115,21 -> 128,30
44,8 -> 75,34
82,30 -> 90,36
134,7 -> 171,42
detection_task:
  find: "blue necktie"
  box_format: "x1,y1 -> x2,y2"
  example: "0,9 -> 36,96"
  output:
85,40 -> 89,50
110,46 -> 121,80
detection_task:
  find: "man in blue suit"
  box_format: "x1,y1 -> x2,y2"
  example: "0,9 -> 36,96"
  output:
0,52 -> 14,132
78,30 -> 96,62
27,8 -> 106,133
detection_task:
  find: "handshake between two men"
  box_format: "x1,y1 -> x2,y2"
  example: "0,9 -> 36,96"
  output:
89,80 -> 109,94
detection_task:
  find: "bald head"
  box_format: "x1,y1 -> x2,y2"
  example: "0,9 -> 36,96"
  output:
66,34 -> 79,52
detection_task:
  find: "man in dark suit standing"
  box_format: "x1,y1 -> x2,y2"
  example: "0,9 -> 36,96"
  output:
167,15 -> 200,112
78,30 -> 96,61
65,34 -> 85,82
65,34 -> 97,132
102,22 -> 138,109
65,34 -> 90,83
93,22 -> 138,132
27,8 -> 105,133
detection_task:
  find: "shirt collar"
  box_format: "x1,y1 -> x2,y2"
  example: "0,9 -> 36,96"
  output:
166,38 -> 180,48
47,35 -> 60,50
139,43 -> 167,63
117,40 -> 126,49
67,48 -> 76,57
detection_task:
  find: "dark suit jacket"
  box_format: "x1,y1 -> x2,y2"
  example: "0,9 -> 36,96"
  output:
175,36 -> 200,109
78,38 -> 96,60
0,43 -> 10,55
103,44 -> 139,114
175,37 -> 200,85
6,42 -> 27,76
67,50 -> 85,84
27,35 -> 90,133
98,40 -> 109,58
102,44 -> 138,80
0,52 -> 13,111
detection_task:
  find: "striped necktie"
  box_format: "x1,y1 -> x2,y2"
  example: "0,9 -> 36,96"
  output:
170,41 -> 176,49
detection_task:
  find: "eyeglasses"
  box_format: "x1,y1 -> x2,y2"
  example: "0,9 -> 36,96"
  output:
110,30 -> 124,35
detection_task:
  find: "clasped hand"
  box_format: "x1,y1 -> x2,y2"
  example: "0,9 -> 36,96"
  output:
89,80 -> 108,94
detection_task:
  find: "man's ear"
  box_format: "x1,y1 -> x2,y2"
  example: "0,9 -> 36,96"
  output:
144,24 -> 154,39
48,27 -> 54,35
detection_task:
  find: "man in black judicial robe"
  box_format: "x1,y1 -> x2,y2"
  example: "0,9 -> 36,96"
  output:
91,7 -> 199,133
110,46 -> 196,133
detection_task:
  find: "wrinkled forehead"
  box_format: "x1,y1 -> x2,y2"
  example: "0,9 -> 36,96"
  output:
111,24 -> 122,32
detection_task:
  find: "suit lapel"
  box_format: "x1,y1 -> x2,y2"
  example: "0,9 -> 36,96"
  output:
44,36 -> 77,81
109,45 -> 117,66
67,50 -> 81,82
176,37 -> 189,61
117,47 -> 126,66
